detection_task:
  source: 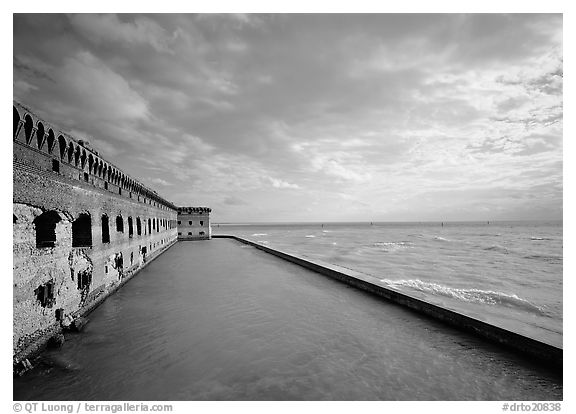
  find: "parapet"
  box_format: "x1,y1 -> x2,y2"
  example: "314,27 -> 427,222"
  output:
177,207 -> 212,214
13,100 -> 176,211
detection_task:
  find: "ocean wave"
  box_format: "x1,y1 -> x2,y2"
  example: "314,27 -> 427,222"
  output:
433,236 -> 451,242
524,254 -> 562,264
380,279 -> 549,316
530,237 -> 552,241
257,240 -> 269,245
305,235 -> 316,238
483,245 -> 509,254
251,233 -> 268,237
373,241 -> 413,252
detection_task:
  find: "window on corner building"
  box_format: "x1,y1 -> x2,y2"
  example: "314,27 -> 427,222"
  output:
136,217 -> 142,236
116,215 -> 124,232
148,219 -> 151,234
200,221 -> 204,226
188,232 -> 192,235
101,215 -> 110,243
189,221 -> 192,225
72,213 -> 92,247
128,217 -> 133,238
52,159 -> 60,173
178,220 -> 181,225
34,211 -> 61,248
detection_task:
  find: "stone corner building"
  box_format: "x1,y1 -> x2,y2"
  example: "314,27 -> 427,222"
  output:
177,207 -> 212,240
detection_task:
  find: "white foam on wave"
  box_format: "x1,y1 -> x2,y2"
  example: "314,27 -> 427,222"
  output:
380,279 -> 549,316
252,233 -> 268,237
373,241 -> 413,252
433,236 -> 451,242
305,235 -> 316,238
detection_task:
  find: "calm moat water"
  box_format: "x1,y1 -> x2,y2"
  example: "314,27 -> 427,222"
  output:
14,238 -> 562,400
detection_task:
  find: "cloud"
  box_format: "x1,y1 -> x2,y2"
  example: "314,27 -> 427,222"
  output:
223,196 -> 248,206
12,14 -> 562,221
69,14 -> 174,53
146,177 -> 172,186
267,177 -> 300,190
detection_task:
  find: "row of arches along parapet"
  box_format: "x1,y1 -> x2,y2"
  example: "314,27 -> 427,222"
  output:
14,103 -> 173,210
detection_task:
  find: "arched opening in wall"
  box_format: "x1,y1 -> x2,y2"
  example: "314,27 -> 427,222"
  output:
136,217 -> 141,236
107,166 -> 112,181
102,215 -> 110,243
13,214 -> 18,224
81,149 -> 87,169
47,130 -> 55,154
72,213 -> 92,247
152,218 -> 156,231
67,142 -> 74,163
36,122 -> 45,150
116,215 -> 124,232
74,146 -> 81,166
148,219 -> 151,234
88,154 -> 94,175
14,107 -> 20,139
128,217 -> 133,238
58,136 -> 67,159
98,161 -> 103,177
24,115 -> 33,144
34,211 -> 61,248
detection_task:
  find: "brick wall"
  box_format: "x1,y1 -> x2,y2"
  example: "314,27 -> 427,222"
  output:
13,101 -> 180,359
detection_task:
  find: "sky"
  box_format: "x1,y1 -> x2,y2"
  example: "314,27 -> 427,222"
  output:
12,13 -> 563,223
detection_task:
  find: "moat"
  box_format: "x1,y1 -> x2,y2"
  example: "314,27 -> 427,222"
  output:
14,239 -> 562,401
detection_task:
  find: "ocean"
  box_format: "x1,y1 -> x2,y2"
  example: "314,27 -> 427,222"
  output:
214,220 -> 563,347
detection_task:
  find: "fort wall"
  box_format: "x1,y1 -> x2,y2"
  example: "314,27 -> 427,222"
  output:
13,101 -> 179,363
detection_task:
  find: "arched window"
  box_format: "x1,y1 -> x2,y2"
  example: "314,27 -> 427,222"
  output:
81,149 -> 87,169
24,115 -> 33,144
116,215 -> 124,232
136,217 -> 142,236
148,218 -> 151,234
152,218 -> 156,231
47,129 -> 55,154
72,213 -> 92,247
58,136 -> 67,160
34,211 -> 61,248
14,106 -> 20,139
74,146 -> 81,166
128,217 -> 133,238
67,142 -> 74,163
102,215 -> 110,243
36,122 -> 45,150
88,154 -> 94,174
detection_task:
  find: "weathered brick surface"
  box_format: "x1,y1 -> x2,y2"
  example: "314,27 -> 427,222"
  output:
13,101 -> 181,362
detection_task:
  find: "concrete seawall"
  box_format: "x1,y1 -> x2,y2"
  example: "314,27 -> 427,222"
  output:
213,235 -> 562,372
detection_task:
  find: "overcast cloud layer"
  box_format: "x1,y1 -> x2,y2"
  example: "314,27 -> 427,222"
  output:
13,14 -> 562,222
